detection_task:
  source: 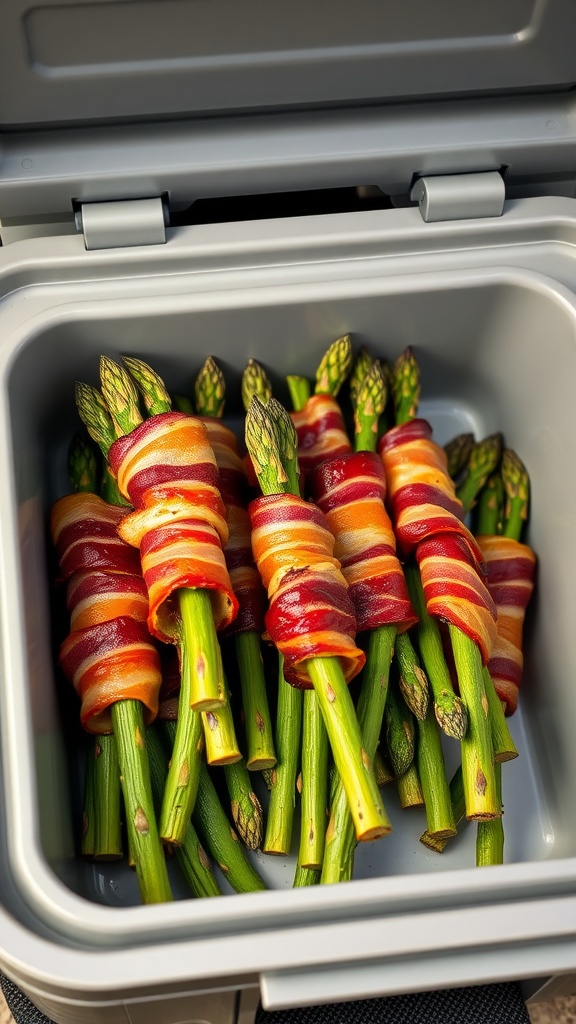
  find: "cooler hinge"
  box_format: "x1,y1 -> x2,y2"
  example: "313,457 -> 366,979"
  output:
410,171 -> 505,223
75,197 -> 167,250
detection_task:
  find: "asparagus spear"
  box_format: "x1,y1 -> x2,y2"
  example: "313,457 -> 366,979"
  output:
456,433 -> 503,514
388,351 -> 500,820
147,726 -> 221,897
476,449 -> 530,865
476,470 -> 504,536
392,347 -> 420,426
246,396 -> 389,842
294,865 -> 321,887
196,356 -> 275,771
263,655 -> 303,856
396,762 -> 425,808
385,682 -> 415,778
242,359 -> 273,412
444,433 -> 475,481
349,346 -> 374,408
113,357 -> 237,847
223,759 -> 264,850
315,335 -> 353,396
420,766 -> 465,852
395,630 -> 429,721
81,741 -> 96,858
67,431 -> 124,862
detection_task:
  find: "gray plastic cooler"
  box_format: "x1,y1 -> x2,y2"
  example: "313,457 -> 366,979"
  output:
2,2 -> 576,1022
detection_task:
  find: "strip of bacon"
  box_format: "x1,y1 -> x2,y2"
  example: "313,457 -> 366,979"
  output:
477,535 -> 537,714
249,493 -> 364,688
290,394 -> 351,477
59,616 -> 162,734
309,451 -> 417,634
108,412 -> 238,642
50,492 -> 141,579
67,569 -> 149,631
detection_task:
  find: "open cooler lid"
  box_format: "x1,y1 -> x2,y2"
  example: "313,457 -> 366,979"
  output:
2,0 -> 576,225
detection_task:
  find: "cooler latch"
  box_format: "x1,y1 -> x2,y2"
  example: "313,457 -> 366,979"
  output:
75,197 -> 167,250
410,171 -> 505,223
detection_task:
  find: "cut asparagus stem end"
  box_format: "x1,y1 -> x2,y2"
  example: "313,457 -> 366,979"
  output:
122,356 -> 172,415
306,656 -> 391,842
242,359 -> 273,412
179,588 -> 226,711
449,625 -> 501,821
476,764 -> 504,865
201,690 -> 242,767
194,356 -> 226,418
397,762 -> 424,808
75,382 -> 118,457
392,346 -> 420,425
99,355 -> 144,436
315,335 -> 353,397
444,433 -> 475,480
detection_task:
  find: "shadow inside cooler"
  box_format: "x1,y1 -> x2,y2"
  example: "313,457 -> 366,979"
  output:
9,274 -> 573,906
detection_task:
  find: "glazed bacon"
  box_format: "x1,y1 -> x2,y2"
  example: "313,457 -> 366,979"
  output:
51,492 -> 161,735
477,535 -> 537,714
249,493 -> 365,688
108,412 -> 238,643
379,419 -> 497,662
309,451 -> 417,634
202,418 -> 265,636
290,394 -> 351,477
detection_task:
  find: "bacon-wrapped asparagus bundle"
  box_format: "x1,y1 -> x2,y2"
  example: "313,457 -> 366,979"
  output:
246,396 -> 389,843
196,357 -> 275,772
379,361 -> 501,821
113,357 -> 242,848
51,487 -> 171,903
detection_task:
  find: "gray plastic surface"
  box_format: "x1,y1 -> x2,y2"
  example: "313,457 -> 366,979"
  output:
1,199 -> 576,1020
1,0 -> 576,128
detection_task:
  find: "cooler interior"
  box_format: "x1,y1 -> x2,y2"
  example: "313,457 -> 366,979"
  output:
7,271 -> 575,907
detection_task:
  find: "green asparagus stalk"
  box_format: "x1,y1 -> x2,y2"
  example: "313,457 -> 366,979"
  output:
294,865 -> 321,887
263,655 -> 303,855
420,766 -> 465,851
81,742 -> 96,858
476,471 -> 504,536
112,699 -> 172,902
158,641 -> 205,845
173,394 -> 195,415
374,748 -> 394,787
415,701 -> 456,838
397,762 -> 425,808
476,764 -> 504,865
67,431 -> 124,862
246,397 -> 389,841
456,433 -> 503,513
242,359 -> 273,412
444,433 -> 475,481
392,347 -> 420,426
195,356 -> 275,771
315,335 -> 353,396
484,667 -> 518,763
349,346 -> 374,408
194,356 -> 226,418
321,625 -> 395,884
193,762 -> 267,893
147,726 -> 221,897
385,682 -> 415,778
223,759 -> 264,850
122,355 -> 172,415
353,360 -> 388,454
298,688 -> 328,869
502,449 -> 530,540
405,564 -> 468,739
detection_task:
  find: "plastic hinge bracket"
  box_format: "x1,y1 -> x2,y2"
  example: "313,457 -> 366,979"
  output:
410,171 -> 505,223
75,197 -> 167,250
